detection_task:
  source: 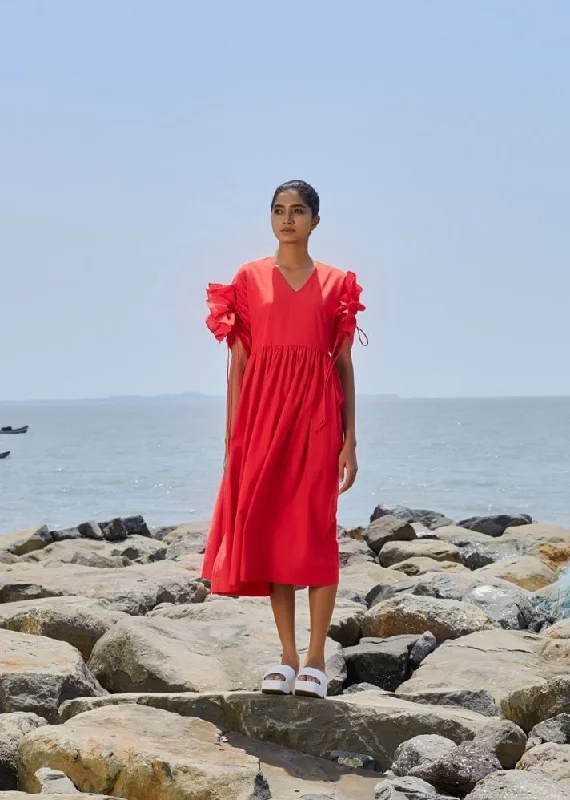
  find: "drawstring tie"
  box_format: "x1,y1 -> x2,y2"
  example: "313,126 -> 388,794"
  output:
315,326 -> 368,432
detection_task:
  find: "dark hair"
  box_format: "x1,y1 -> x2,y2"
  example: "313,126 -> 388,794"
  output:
271,180 -> 320,217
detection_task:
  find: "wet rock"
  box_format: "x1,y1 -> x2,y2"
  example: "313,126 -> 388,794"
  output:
344,635 -> 418,691
0,629 -> 105,722
408,741 -> 501,797
457,514 -> 532,537
363,516 -> 417,555
363,595 -> 496,641
391,734 -> 456,776
0,712 -> 47,790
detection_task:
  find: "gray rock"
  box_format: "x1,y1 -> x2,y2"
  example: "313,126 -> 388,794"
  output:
409,741 -> 501,797
50,526 -> 82,542
465,770 -> 568,799
457,539 -> 521,570
527,713 -> 570,749
392,734 -> 456,777
162,522 -> 209,559
100,518 -> 128,542
473,719 -> 527,768
375,776 -> 438,799
338,538 -> 376,567
0,629 -> 106,723
364,516 -> 417,555
344,682 -> 389,694
516,742 -> 570,785
409,632 -> 437,667
77,521 -> 104,540
402,689 -> 498,718
113,535 -> 167,564
0,712 -> 48,789
378,540 -> 462,568
344,635 -> 418,691
1,524 -> 53,556
35,767 -> 80,793
457,514 -> 532,537
370,506 -> 454,531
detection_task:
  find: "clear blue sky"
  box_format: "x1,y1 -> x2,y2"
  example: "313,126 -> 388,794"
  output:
1,1 -> 568,400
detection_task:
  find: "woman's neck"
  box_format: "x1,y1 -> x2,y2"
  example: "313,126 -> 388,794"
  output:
275,243 -> 312,270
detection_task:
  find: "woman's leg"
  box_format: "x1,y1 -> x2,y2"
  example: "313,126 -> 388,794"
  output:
266,583 -> 299,679
298,583 -> 338,682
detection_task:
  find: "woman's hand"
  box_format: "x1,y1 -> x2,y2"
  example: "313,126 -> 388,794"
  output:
339,441 -> 358,495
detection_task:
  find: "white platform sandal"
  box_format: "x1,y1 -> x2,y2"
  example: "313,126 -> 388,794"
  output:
294,667 -> 328,698
261,664 -> 296,695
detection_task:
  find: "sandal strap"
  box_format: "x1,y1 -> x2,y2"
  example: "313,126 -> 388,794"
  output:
298,667 -> 326,684
263,664 -> 296,682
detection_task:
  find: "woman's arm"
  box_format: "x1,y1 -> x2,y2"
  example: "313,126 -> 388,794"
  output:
225,338 -> 248,463
335,338 -> 358,494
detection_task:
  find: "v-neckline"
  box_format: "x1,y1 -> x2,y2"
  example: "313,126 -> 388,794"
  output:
272,258 -> 318,294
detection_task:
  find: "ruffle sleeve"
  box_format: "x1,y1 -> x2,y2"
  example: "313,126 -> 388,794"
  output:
332,270 -> 367,358
206,270 -> 251,353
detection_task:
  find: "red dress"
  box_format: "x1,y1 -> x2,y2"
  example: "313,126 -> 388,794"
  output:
202,257 -> 365,596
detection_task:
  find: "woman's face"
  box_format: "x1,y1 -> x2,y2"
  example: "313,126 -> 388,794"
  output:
271,190 -> 319,244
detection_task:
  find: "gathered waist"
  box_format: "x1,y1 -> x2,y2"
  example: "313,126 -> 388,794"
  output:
249,343 -> 330,358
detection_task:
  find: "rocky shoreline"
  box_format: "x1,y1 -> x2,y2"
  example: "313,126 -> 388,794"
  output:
1,507 -> 570,799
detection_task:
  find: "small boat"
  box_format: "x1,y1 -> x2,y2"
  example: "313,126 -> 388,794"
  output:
0,425 -> 29,434
0,451 -> 10,459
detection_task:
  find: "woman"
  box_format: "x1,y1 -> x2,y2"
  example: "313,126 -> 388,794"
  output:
203,180 -> 366,699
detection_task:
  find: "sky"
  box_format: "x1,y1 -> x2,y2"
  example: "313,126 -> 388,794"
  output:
0,1 -> 568,401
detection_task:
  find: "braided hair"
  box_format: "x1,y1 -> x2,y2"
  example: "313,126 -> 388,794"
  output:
271,180 -> 320,217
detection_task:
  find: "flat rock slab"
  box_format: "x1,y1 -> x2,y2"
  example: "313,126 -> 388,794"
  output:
0,562 -> 205,614
0,596 -> 126,659
0,629 -> 105,723
379,540 -> 462,568
18,705 -> 260,799
464,769 -> 569,799
19,536 -> 166,568
89,594 -> 355,694
397,629 -> 570,731
338,563 -> 403,605
58,689 -> 490,771
475,556 -> 558,591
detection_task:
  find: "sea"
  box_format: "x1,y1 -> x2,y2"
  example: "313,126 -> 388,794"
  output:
1,396 -> 569,538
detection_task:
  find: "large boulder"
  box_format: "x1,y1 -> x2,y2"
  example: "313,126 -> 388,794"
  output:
473,719 -> 527,768
409,741 -> 501,798
0,712 -> 47,790
397,629 -> 570,731
363,516 -> 417,555
0,596 -> 127,659
338,538 -> 376,567
20,536 -> 166,568
0,562 -> 206,614
362,595 -> 496,641
370,505 -> 453,530
88,594 -> 364,695
18,705 -> 261,799
343,635 -> 419,691
391,734 -> 456,776
516,742 -> 570,785
465,770 -> 568,799
0,629 -> 105,722
457,514 -> 532,537
162,522 -> 208,560
378,540 -> 462,568
58,690 -> 491,771
500,523 -> 570,569
475,556 -> 558,591
371,571 -> 536,631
